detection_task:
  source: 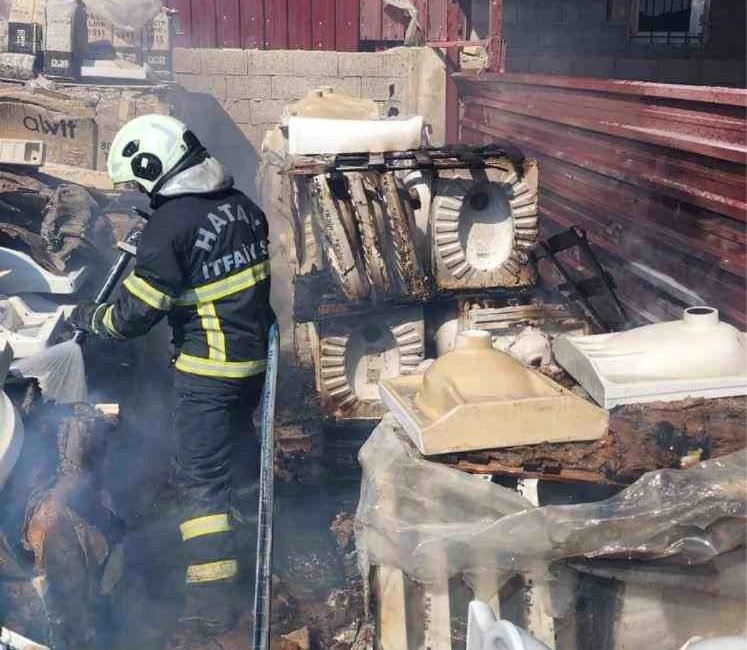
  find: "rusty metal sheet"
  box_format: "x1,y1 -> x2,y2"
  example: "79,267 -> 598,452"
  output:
457,72 -> 747,329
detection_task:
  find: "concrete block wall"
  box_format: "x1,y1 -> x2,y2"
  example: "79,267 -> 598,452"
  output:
172,47 -> 445,156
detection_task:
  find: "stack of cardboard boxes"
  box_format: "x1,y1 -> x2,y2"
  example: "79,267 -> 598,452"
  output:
1,0 -> 172,81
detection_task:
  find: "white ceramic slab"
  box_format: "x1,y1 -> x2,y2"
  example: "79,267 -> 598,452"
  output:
0,248 -> 89,295
553,307 -> 747,409
0,296 -> 66,358
0,389 -> 24,492
288,116 -> 423,155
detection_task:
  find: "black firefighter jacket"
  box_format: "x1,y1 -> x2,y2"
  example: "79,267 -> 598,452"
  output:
95,187 -> 275,381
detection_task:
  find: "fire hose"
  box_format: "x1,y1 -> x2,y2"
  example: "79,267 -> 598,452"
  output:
72,208 -> 150,345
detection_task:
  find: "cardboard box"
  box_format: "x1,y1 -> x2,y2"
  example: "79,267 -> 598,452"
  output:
0,91 -> 96,168
43,0 -> 86,79
143,8 -> 172,76
8,0 -> 45,53
85,11 -> 113,56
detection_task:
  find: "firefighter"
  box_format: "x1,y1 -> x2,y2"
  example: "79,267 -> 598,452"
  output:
71,114 -> 276,633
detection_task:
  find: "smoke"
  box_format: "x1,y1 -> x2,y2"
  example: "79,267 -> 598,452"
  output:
81,0 -> 163,30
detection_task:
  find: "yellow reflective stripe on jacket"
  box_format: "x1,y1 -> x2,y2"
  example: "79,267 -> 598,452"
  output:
180,514 -> 232,542
197,302 -> 227,361
176,260 -> 270,306
175,353 -> 267,379
186,560 -> 238,584
123,274 -> 173,311
102,305 -> 125,340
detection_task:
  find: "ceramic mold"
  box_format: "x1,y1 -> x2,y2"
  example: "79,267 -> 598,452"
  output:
316,307 -> 425,419
0,248 -> 89,295
553,307 -> 747,408
380,331 -> 608,455
0,296 -> 66,358
432,161 -> 539,290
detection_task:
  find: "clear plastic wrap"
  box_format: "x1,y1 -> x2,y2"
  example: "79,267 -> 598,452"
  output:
355,415 -> 747,586
83,0 -> 162,31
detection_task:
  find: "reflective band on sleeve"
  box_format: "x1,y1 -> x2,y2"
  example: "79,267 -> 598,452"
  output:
175,353 -> 267,379
102,305 -> 125,340
180,514 -> 232,541
197,303 -> 227,362
91,304 -> 108,336
176,260 -> 270,306
123,274 -> 173,311
186,560 -> 238,584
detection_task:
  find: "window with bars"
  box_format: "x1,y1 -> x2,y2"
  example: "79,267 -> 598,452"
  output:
633,0 -> 707,44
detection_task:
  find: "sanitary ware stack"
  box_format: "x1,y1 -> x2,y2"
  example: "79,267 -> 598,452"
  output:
287,116 -> 542,420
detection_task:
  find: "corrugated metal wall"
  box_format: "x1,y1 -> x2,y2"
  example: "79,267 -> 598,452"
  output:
164,0 -> 449,50
457,73 -> 747,328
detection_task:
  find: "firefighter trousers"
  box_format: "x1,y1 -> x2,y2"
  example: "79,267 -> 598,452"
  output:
173,369 -> 264,613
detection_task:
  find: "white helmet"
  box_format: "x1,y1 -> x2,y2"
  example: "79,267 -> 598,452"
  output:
107,114 -> 203,195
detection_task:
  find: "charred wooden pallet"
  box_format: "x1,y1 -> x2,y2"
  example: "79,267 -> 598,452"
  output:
286,144 -> 526,176
434,396 -> 747,486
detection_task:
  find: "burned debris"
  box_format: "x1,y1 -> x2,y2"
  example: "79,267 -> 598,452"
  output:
0,0 -> 745,649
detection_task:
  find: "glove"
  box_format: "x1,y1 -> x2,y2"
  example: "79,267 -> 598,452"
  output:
70,302 -> 107,335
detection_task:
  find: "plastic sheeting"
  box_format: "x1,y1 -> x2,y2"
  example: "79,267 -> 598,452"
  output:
355,415 -> 747,586
82,0 -> 162,30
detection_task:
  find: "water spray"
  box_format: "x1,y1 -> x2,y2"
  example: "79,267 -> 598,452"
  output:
12,209 -> 149,404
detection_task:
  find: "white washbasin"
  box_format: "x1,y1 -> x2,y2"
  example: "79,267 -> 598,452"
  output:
0,296 -> 66,359
0,248 -> 89,295
467,601 -> 550,650
554,307 -> 747,408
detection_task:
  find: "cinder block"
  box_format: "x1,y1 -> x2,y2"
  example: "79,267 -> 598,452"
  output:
528,55 -> 573,76
331,76 -> 363,97
271,75 -> 362,100
379,47 -> 419,77
338,51 -> 382,76
249,49 -> 338,76
227,75 -> 272,100
700,59 -> 746,87
176,73 -> 227,100
614,58 -> 659,81
222,98 -> 251,124
172,47 -> 202,74
376,100 -> 403,117
572,56 -> 615,79
203,48 -> 248,75
251,99 -> 288,124
657,58 -> 701,85
363,76 -> 407,101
